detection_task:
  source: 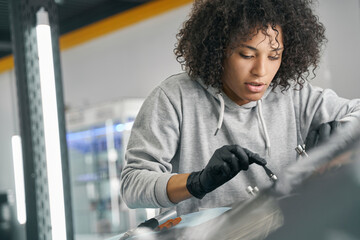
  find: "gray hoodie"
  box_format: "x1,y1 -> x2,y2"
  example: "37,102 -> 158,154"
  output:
120,72 -> 360,216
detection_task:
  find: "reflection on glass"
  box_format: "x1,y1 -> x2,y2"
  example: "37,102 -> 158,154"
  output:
66,99 -> 148,240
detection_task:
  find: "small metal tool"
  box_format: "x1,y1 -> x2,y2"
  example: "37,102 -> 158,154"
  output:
295,144 -> 309,158
262,165 -> 278,182
119,209 -> 177,240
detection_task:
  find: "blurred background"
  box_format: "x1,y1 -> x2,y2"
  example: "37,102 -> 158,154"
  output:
0,0 -> 359,240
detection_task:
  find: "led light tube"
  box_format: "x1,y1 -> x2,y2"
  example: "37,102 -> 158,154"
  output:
36,7 -> 67,240
11,135 -> 26,224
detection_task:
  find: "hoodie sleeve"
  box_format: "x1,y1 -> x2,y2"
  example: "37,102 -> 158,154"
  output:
296,82 -> 360,140
120,86 -> 180,209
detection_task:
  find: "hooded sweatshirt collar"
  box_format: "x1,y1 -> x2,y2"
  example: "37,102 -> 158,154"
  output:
196,78 -> 272,109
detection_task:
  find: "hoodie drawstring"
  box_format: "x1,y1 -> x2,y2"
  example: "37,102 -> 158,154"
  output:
214,94 -> 271,157
214,93 -> 225,136
257,99 -> 271,156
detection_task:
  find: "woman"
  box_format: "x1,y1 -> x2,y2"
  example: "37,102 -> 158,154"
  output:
120,0 -> 360,216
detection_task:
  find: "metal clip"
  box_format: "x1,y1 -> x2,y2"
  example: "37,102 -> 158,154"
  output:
295,144 -> 309,157
246,186 -> 259,196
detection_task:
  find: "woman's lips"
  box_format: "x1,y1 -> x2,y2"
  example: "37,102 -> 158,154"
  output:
245,82 -> 266,93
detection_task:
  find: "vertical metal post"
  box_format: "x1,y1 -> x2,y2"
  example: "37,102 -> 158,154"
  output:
8,0 -> 73,239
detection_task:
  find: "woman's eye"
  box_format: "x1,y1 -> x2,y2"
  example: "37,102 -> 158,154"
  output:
240,53 -> 253,59
269,55 -> 280,60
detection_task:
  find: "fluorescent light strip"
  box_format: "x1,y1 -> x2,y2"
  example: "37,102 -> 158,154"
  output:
36,8 -> 67,240
11,135 -> 27,225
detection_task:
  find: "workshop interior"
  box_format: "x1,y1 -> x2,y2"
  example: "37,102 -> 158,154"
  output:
0,0 -> 360,240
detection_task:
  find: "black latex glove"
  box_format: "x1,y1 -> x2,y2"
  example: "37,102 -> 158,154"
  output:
305,121 -> 343,151
186,145 -> 267,199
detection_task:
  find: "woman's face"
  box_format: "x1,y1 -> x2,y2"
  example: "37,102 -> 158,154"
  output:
221,25 -> 284,106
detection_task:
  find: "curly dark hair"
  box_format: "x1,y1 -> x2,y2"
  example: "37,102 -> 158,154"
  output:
174,0 -> 327,91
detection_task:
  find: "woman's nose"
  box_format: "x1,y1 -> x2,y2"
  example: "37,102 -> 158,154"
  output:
251,58 -> 267,77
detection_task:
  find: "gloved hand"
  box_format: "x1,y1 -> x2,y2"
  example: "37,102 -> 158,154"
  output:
305,121 -> 344,151
186,145 -> 267,199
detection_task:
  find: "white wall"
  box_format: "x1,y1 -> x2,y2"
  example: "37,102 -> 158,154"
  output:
61,4 -> 192,109
0,70 -> 16,191
316,0 -> 360,99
